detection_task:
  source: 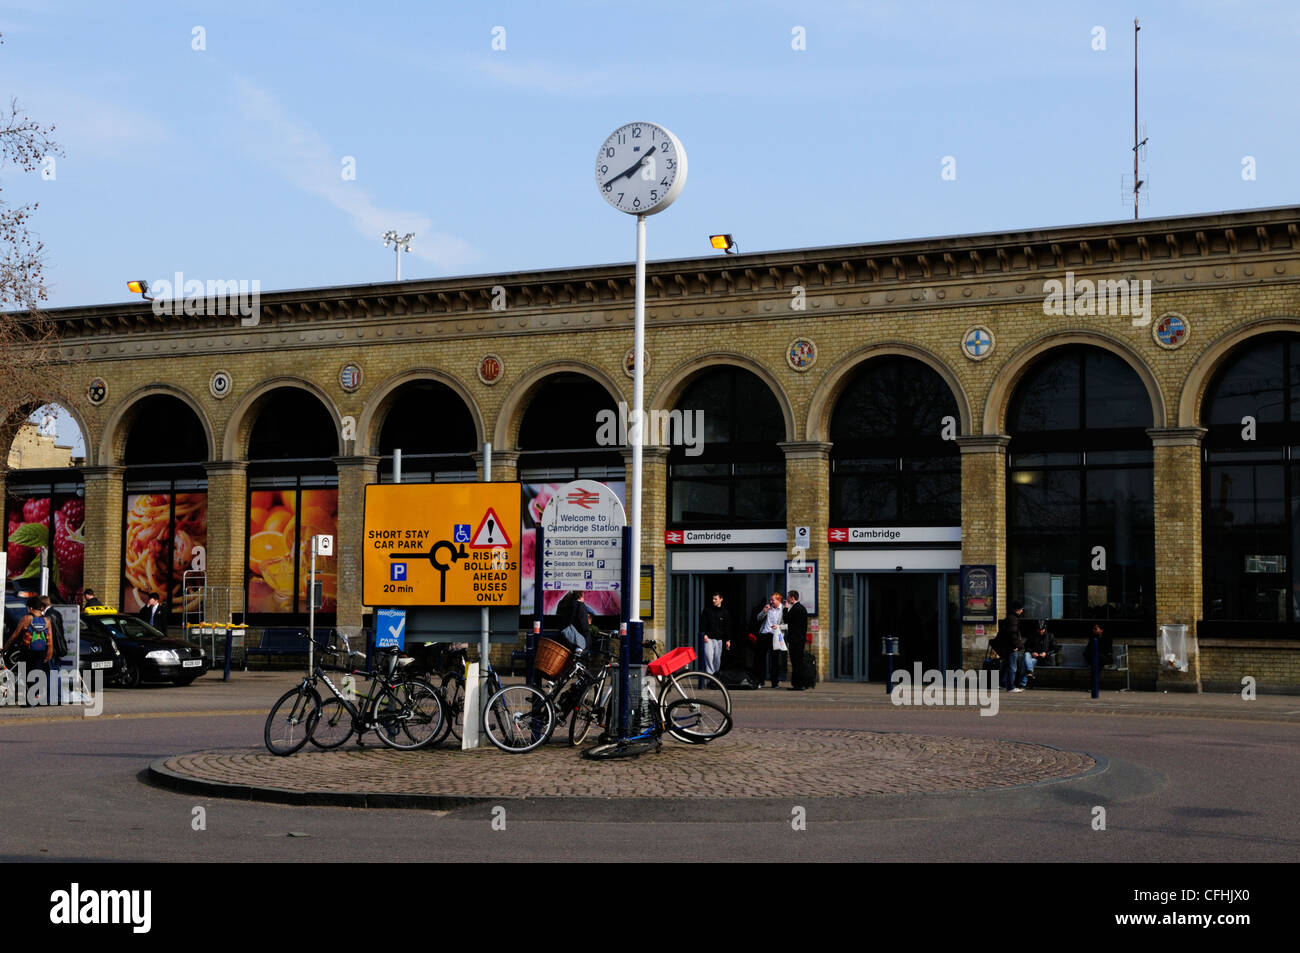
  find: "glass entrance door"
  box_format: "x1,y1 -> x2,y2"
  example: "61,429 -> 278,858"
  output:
669,570 -> 783,661
833,572 -> 959,681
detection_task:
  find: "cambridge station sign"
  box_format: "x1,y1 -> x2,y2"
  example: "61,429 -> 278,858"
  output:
362,483 -> 522,606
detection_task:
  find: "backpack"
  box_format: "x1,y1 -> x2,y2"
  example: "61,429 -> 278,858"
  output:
27,615 -> 49,655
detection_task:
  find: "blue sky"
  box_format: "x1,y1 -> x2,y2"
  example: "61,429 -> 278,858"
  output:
3,0 -> 1298,314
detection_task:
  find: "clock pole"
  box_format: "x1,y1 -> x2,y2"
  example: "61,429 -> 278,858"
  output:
629,213 -> 646,653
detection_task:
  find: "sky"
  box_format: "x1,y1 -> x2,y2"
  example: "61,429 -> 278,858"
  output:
4,0 -> 1300,448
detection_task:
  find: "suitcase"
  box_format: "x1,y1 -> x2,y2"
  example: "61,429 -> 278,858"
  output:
718,668 -> 758,690
799,652 -> 818,688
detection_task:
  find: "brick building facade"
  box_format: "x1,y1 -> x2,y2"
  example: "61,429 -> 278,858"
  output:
6,205 -> 1300,692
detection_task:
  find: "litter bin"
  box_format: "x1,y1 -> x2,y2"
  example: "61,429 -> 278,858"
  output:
1158,623 -> 1189,673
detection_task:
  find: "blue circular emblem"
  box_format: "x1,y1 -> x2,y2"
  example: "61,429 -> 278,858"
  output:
962,326 -> 994,361
339,363 -> 363,392
1153,313 -> 1189,350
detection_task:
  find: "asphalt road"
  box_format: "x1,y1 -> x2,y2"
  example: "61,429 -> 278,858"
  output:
1,676 -> 1296,863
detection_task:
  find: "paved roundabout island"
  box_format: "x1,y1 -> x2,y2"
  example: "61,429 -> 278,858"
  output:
150,727 -> 1101,809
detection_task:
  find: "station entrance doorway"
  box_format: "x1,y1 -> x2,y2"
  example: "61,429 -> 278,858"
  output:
832,572 -> 961,682
669,569 -> 784,670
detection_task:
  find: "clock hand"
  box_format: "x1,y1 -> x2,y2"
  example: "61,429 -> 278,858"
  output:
603,145 -> 657,188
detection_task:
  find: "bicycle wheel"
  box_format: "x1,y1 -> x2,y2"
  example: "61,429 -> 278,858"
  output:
374,678 -> 444,751
264,684 -> 321,756
439,672 -> 465,742
664,697 -> 732,744
658,669 -> 732,715
309,697 -> 356,749
483,685 -> 554,753
568,678 -> 608,746
583,737 -> 661,760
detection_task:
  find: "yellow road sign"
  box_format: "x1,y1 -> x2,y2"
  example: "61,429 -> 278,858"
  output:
363,483 -> 521,606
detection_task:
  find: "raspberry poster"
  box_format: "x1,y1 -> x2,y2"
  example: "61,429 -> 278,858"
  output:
5,490 -> 85,602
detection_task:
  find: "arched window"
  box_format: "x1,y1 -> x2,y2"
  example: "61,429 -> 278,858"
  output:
517,373 -> 622,480
830,356 -> 960,524
668,367 -> 785,526
377,381 -> 477,482
1202,333 -> 1300,629
1007,346 -> 1154,625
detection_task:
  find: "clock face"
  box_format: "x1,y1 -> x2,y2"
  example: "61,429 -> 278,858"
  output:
595,122 -> 687,216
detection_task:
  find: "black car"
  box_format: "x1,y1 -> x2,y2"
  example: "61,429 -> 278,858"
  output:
3,590 -> 126,683
80,609 -> 209,687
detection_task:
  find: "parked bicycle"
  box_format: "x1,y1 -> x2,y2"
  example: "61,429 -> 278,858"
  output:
264,645 -> 445,755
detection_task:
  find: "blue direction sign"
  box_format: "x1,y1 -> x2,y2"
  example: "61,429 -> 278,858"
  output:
375,608 -> 407,650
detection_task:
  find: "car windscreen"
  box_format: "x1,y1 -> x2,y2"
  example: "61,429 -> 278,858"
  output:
87,615 -> 162,640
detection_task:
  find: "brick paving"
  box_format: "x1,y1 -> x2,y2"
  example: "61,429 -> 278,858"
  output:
157,728 -> 1096,802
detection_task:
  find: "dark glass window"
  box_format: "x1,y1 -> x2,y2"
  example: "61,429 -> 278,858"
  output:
248,390 -> 337,462
1202,334 -> 1300,626
517,373 -> 622,479
123,395 -> 208,466
377,381 -> 477,482
1007,347 -> 1154,623
830,356 -> 960,524
668,367 -> 785,525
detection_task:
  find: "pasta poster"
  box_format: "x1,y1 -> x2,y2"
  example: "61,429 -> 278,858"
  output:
122,493 -> 207,614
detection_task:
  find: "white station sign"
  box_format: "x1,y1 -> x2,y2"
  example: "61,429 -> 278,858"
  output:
540,480 -> 627,593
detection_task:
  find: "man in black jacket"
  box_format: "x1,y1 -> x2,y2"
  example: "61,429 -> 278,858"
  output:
138,593 -> 165,629
998,602 -> 1027,692
785,590 -> 811,690
1022,619 -> 1055,688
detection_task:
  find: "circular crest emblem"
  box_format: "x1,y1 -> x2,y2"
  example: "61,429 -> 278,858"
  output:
623,347 -> 649,379
787,338 -> 817,371
209,370 -> 232,400
339,363 -> 363,392
962,325 -> 995,361
477,354 -> 504,386
86,377 -> 108,405
1153,312 -> 1189,350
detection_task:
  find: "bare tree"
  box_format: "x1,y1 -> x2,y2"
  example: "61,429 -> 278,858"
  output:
1,33 -> 69,470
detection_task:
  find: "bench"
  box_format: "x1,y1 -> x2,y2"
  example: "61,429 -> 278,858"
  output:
1030,641 -> 1130,691
243,627 -> 337,669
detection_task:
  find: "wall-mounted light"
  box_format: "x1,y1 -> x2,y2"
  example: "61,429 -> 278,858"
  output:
127,280 -> 153,301
709,234 -> 737,254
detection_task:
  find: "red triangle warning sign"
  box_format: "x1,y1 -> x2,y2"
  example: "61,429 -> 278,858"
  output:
470,508 -> 512,548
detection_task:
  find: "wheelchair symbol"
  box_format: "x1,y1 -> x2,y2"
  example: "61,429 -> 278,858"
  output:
453,524 -> 471,544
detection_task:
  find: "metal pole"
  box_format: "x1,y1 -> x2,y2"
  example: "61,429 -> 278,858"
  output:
308,541 -> 316,677
394,448 -> 402,485
395,244 -> 401,281
1133,18 -> 1140,221
628,214 -> 646,654
480,442 -> 492,712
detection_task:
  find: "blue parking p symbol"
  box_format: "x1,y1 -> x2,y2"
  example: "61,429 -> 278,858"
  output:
391,563 -> 407,581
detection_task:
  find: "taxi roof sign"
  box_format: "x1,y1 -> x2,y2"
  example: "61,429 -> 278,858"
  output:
84,604 -> 119,615
363,483 -> 521,607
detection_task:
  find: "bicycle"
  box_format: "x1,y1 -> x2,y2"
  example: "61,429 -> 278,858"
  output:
264,645 -> 444,755
482,633 -> 614,753
583,665 -> 732,760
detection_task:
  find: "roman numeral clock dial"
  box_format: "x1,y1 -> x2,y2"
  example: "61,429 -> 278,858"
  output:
596,122 -> 687,216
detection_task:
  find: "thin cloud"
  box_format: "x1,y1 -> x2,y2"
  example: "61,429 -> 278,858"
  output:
232,76 -> 474,271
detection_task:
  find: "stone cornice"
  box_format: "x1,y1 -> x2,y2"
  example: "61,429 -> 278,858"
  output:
42,206 -> 1300,353
1147,426 -> 1208,448
957,435 -> 1011,454
778,440 -> 834,460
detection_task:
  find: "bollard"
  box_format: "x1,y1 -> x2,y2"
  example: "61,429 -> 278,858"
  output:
1090,635 -> 1100,699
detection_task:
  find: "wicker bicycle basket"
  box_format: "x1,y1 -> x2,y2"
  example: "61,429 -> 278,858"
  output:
534,637 -> 574,679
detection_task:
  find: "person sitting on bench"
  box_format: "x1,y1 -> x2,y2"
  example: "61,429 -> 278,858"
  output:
1023,620 -> 1055,687
1081,622 -> 1114,668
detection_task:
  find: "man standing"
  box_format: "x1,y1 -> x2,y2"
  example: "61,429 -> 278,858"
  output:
999,601 -> 1027,692
138,592 -> 164,629
785,590 -> 811,690
698,592 -> 731,675
757,592 -> 787,689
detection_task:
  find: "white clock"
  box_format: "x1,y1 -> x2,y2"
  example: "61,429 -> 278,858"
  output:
595,122 -> 687,216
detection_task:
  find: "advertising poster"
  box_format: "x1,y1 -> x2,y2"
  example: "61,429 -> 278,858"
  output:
5,489 -> 85,602
247,488 -> 338,614
522,481 -> 625,618
960,564 -> 997,623
122,492 -> 208,614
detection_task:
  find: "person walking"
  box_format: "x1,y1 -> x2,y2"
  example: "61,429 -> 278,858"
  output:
3,597 -> 54,706
785,590 -> 811,690
698,592 -> 731,675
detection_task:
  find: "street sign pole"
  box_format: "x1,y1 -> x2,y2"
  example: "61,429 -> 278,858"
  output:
307,540 -> 316,677
480,442 -> 492,736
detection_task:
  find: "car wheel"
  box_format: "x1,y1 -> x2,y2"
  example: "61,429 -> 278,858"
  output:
119,660 -> 141,689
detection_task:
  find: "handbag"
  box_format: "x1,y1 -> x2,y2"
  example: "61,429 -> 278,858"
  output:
560,624 -> 584,648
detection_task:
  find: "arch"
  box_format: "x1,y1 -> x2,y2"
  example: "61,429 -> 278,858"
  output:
493,361 -> 625,451
984,330 -> 1165,435
359,369 -> 485,455
221,377 -> 342,462
98,384 -> 215,467
650,353 -> 795,442
1179,317 -> 1300,427
806,342 -> 971,442
1,392 -> 95,469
